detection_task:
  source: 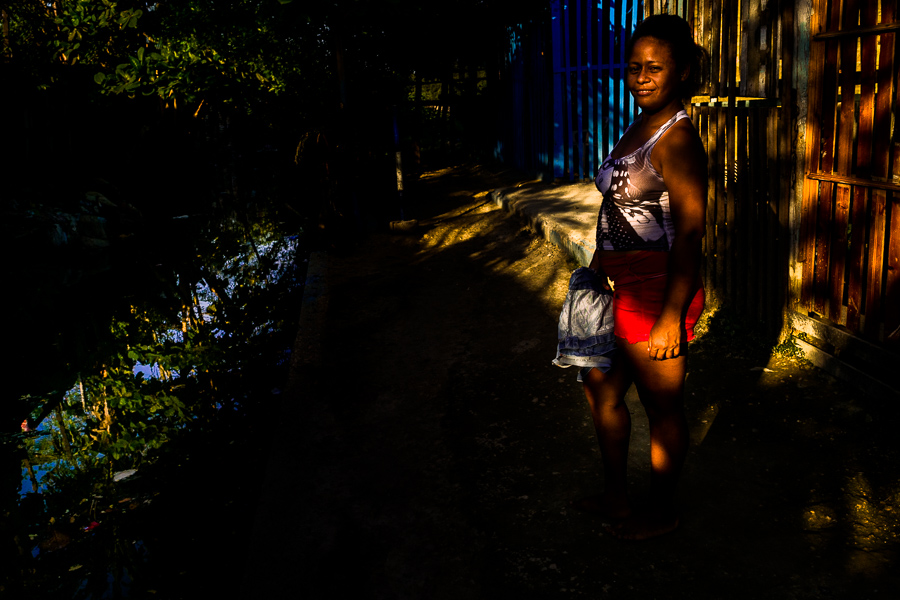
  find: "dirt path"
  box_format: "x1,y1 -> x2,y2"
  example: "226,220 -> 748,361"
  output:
244,165 -> 899,599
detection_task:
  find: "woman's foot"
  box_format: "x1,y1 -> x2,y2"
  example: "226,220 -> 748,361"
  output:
604,508 -> 679,541
569,493 -> 632,520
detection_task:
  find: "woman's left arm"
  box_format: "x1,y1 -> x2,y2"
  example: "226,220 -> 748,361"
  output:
647,121 -> 707,360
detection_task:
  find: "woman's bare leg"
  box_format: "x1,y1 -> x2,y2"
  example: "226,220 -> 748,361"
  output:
607,340 -> 689,540
575,355 -> 634,519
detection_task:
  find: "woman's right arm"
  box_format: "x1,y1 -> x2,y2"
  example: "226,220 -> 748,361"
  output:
589,248 -> 601,272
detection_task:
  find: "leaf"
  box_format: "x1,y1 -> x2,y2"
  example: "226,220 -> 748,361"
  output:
94,72 -> 107,84
137,47 -> 145,64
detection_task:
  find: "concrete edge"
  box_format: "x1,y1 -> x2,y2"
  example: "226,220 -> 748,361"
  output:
490,187 -> 593,268
795,336 -> 900,399
292,250 -> 329,371
239,250 -> 329,596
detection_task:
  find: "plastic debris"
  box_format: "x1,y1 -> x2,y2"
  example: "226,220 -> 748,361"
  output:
113,469 -> 137,482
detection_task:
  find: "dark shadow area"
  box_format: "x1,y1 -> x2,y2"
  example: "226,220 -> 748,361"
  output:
245,165 -> 899,599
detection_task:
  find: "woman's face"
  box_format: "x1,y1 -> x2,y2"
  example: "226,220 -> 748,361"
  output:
626,36 -> 686,114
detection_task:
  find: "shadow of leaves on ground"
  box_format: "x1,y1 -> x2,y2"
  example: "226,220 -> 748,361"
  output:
253,164 -> 899,599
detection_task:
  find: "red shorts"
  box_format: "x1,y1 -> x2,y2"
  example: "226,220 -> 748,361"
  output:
598,251 -> 705,345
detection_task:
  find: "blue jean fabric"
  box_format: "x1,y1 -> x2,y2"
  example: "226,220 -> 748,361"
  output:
552,267 -> 616,377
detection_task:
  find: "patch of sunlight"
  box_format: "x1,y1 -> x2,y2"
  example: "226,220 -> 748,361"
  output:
418,230 -> 449,251
843,471 -> 900,570
802,505 -> 839,531
485,257 -> 511,273
419,167 -> 460,180
421,226 -> 479,249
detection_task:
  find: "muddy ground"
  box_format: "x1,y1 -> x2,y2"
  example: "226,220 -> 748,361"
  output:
243,164 -> 899,599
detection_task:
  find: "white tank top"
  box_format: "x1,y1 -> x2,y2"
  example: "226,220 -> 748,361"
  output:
594,109 -> 691,251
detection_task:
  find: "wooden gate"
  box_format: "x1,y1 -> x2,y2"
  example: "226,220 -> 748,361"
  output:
648,0 -> 796,336
798,0 -> 899,353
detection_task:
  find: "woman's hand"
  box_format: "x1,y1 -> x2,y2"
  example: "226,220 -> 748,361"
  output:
647,313 -> 683,360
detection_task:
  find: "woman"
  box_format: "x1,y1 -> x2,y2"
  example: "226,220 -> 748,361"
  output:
575,14 -> 707,540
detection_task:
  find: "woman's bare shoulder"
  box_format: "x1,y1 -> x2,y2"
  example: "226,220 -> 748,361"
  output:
661,118 -> 702,151
654,119 -> 705,170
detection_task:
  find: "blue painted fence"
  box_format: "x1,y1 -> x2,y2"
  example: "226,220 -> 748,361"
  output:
501,0 -> 642,180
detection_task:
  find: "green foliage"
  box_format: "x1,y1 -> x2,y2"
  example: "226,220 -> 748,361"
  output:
19,204 -> 303,500
774,334 -> 807,360
93,2 -> 292,103
5,0 -> 309,111
5,1 -> 143,75
5,0 -> 550,119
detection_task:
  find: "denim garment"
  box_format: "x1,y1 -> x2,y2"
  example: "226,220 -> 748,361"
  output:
553,267 -> 616,375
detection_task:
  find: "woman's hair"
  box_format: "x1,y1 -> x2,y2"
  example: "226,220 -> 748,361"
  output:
626,14 -> 707,100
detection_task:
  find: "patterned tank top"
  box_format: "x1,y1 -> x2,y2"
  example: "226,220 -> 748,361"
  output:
594,109 -> 691,251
